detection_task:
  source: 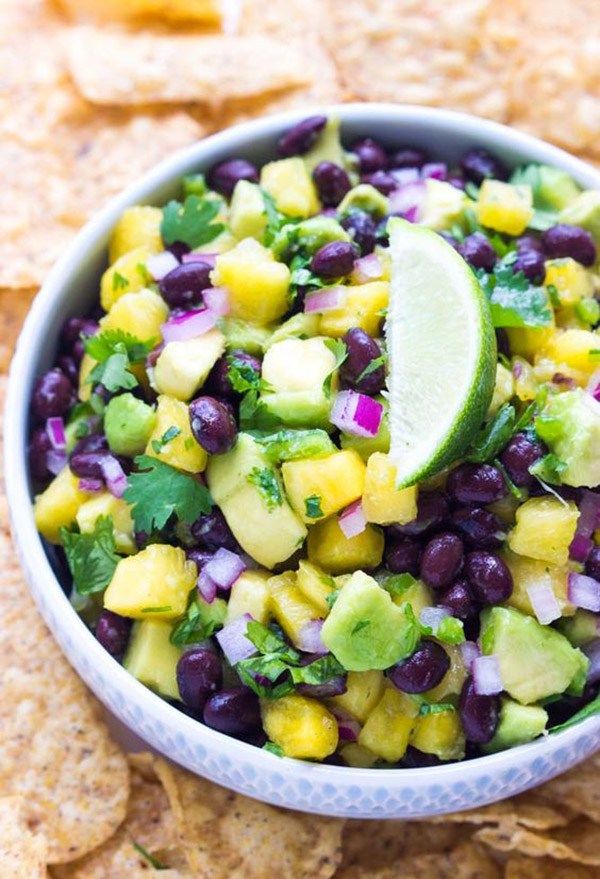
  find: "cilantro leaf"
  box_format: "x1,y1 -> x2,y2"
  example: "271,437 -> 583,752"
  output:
435,616 -> 465,645
262,190 -> 288,247
529,453 -> 568,485
263,741 -> 284,757
325,588 -> 341,610
549,693 -> 600,733
382,573 -> 418,600
161,194 -> 225,249
466,403 -> 516,463
254,429 -> 335,463
239,390 -> 281,431
247,467 -> 283,511
227,354 -> 261,394
182,173 -> 207,197
477,264 -> 553,328
494,457 -> 526,500
236,655 -> 295,699
112,271 -> 129,291
151,425 -> 181,455
131,841 -> 168,870
356,352 -> 387,384
245,620 -> 298,661
289,653 -> 345,685
91,353 -> 138,392
60,517 -> 120,595
304,495 -> 324,519
351,619 -> 370,635
85,329 -> 155,393
323,338 -> 348,395
124,455 -> 213,533
419,702 -> 456,716
170,598 -> 222,646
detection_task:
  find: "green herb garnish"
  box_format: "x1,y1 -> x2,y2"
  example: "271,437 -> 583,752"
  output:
124,455 -> 212,533
60,517 -> 119,596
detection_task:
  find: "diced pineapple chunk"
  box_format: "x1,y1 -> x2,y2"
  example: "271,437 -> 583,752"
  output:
260,157 -> 320,219
391,578 -> 433,617
488,363 -> 514,416
212,238 -> 290,325
507,326 -> 554,361
508,497 -> 579,566
501,549 -> 573,618
424,644 -> 467,702
329,669 -> 384,722
226,570 -> 271,624
282,450 -> 366,523
104,544 -> 197,620
34,467 -> 93,544
477,180 -> 534,235
100,245 -> 153,311
362,453 -> 418,525
76,492 -> 135,555
78,352 -> 95,402
540,328 -> 600,379
145,395 -> 206,473
268,572 -> 321,646
296,560 -> 336,616
307,516 -> 384,574
511,356 -> 538,401
229,180 -> 268,242
410,706 -> 465,760
153,328 -> 225,401
109,206 -> 163,263
123,619 -> 180,701
101,289 -> 168,343
319,281 -> 389,338
340,743 -> 378,767
358,687 -> 420,763
544,258 -> 593,307
261,694 -> 338,760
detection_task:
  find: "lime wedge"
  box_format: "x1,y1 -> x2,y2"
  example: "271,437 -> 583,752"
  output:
386,217 -> 496,487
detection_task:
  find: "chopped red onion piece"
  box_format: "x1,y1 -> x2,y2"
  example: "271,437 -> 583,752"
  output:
526,581 -> 562,625
304,286 -> 346,314
46,416 -> 66,451
182,251 -> 216,267
330,390 -> 383,438
101,456 -> 127,498
297,619 -> 327,654
338,500 -> 367,539
351,253 -> 383,284
78,477 -> 104,493
569,533 -> 594,564
46,449 -> 68,475
215,613 -> 257,665
202,286 -> 230,317
297,676 -> 347,699
197,569 -> 218,603
336,715 -> 361,742
146,251 -> 179,281
421,162 -> 447,181
161,308 -> 217,343
472,655 -> 503,696
568,572 -> 600,612
390,167 -> 420,186
577,490 -> 600,538
583,638 -> 600,684
459,640 -> 480,671
388,182 -> 425,221
419,606 -> 450,633
586,368 -> 600,403
202,547 -> 246,591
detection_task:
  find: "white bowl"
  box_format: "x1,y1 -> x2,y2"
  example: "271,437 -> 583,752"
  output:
6,104 -> 600,819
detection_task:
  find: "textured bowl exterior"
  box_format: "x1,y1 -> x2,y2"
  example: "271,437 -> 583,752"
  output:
6,104 -> 600,819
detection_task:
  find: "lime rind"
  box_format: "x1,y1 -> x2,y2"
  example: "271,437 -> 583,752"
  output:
386,217 -> 496,487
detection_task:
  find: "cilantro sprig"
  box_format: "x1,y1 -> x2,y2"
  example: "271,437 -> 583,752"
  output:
123,455 -> 212,533
170,598 -> 223,647
60,517 -> 120,595
84,329 -> 154,393
247,467 -> 283,511
161,194 -> 225,249
323,338 -> 348,396
476,262 -> 553,329
465,401 -> 535,464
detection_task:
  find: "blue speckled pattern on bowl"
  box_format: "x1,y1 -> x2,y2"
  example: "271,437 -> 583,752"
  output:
6,104 -> 600,819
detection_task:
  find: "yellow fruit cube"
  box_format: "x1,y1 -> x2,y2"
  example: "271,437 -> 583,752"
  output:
502,549 -> 573,618
76,492 -> 135,555
123,619 -> 180,701
100,245 -> 153,311
425,644 -> 467,702
34,467 -> 92,544
101,289 -> 168,344
226,570 -> 271,624
145,395 -> 206,473
362,453 -> 418,525
307,516 -> 384,574
282,450 -> 366,523
108,206 -> 163,264
78,352 -> 95,402
153,328 -> 225,401
296,560 -> 336,616
477,180 -> 534,235
541,328 -> 600,378
212,238 -> 290,325
419,179 -> 468,231
268,572 -> 321,646
329,670 -> 384,722
544,258 -> 593,307
358,687 -> 420,762
104,544 -> 197,620
511,356 -> 538,401
508,497 -> 580,566
507,326 -> 554,361
261,694 -> 338,760
340,743 -> 378,767
410,706 -> 465,761
260,157 -> 320,219
488,363 -> 514,416
319,281 -> 389,338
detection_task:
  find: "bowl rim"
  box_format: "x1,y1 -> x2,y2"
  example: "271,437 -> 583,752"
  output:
5,102 -> 600,796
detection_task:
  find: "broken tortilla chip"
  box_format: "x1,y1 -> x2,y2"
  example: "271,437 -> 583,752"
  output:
0,797 -> 48,878
505,854 -> 599,879
431,792 -> 573,830
340,819 -> 471,871
336,841 -> 501,879
475,816 -> 600,866
534,751 -> 600,824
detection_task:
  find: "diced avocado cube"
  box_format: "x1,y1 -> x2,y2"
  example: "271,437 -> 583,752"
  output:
282,449 -> 366,522
261,694 -> 338,760
307,516 -> 384,574
535,389 -> 600,487
76,492 -> 136,555
226,570 -> 271,624
339,184 -> 389,219
124,619 -> 181,701
104,393 -> 156,457
419,179 -> 469,231
266,313 -> 321,347
321,571 -> 420,671
219,317 -> 272,354
260,337 -> 337,429
483,698 -> 548,753
511,164 -> 581,213
358,687 -> 420,763
34,467 -> 92,544
480,606 -> 589,704
153,328 -> 225,401
272,216 -> 351,261
556,609 -> 599,647
560,190 -> 600,243
104,544 -> 197,620
329,669 -> 384,723
207,433 -> 307,569
229,180 -> 268,242
410,704 -> 465,761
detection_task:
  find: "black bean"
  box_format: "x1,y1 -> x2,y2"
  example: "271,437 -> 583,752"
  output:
388,640 -> 450,693
465,550 -> 513,604
420,532 -> 464,589
277,115 -> 327,157
447,463 -> 506,505
339,327 -> 385,394
208,158 -> 259,198
203,686 -> 261,736
189,396 -> 237,455
542,224 -> 596,267
31,368 -> 73,421
351,137 -> 389,173
177,648 -> 223,715
459,676 -> 500,743
159,262 -> 212,309
312,161 -> 352,207
460,148 -> 508,184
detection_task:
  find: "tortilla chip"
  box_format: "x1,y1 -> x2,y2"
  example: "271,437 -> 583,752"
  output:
432,792 -> 573,830
535,751 -> 600,824
55,0 -> 223,26
67,27 -> 311,108
52,764 -> 191,877
137,754 -> 344,879
475,817 -> 600,866
0,797 -> 48,878
0,287 -> 38,371
506,854 -> 599,879
340,819 -> 471,871
0,512 -> 130,863
337,841 -> 501,879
